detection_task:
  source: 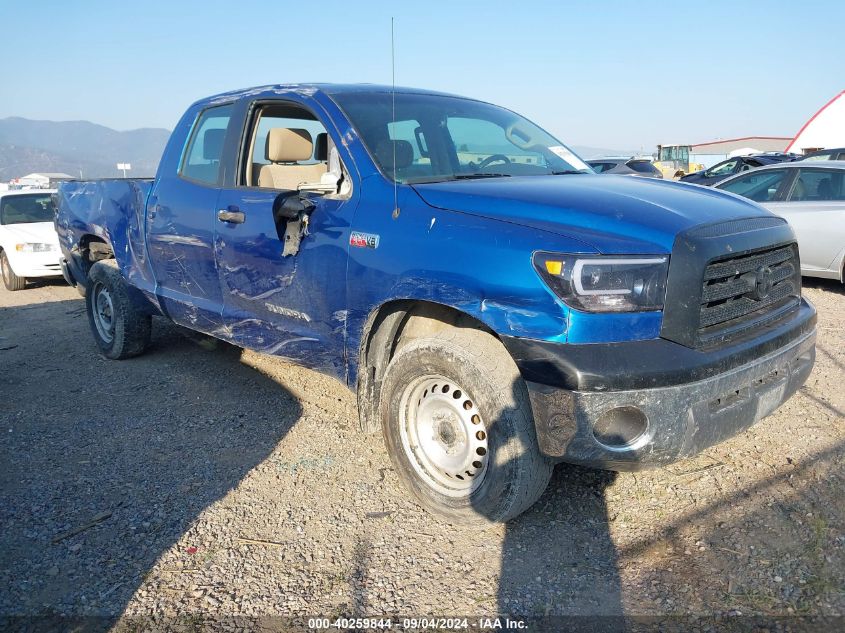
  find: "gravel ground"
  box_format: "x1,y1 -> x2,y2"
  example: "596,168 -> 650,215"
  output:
0,278 -> 842,628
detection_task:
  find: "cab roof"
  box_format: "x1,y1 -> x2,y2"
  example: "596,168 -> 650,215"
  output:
201,83 -> 464,106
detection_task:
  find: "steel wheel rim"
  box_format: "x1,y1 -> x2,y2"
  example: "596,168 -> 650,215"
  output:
1,255 -> 9,284
92,282 -> 115,343
399,374 -> 489,498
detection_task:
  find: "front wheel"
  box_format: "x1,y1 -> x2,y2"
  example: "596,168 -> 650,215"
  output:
1,251 -> 26,291
380,327 -> 553,524
86,259 -> 151,359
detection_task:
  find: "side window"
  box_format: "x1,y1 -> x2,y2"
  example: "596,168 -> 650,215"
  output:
243,104 -> 329,189
719,170 -> 788,202
180,104 -> 233,185
447,117 -> 545,169
789,169 -> 845,202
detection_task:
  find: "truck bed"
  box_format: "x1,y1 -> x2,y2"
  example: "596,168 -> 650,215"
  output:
55,178 -> 157,294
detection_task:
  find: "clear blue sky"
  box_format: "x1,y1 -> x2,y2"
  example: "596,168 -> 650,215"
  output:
1,0 -> 842,151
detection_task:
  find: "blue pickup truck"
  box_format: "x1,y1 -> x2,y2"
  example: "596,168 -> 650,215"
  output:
55,84 -> 817,523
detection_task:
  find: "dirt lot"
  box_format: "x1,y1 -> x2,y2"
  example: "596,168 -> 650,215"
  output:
0,279 -> 842,629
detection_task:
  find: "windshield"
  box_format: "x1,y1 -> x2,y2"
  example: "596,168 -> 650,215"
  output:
0,194 -> 55,225
658,146 -> 690,162
332,92 -> 592,183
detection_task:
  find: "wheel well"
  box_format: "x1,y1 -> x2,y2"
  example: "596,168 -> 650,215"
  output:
76,235 -> 114,279
356,300 -> 497,434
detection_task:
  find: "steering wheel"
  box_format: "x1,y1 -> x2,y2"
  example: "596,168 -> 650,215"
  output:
476,154 -> 511,170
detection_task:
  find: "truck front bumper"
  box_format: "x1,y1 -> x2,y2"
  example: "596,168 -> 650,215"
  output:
502,299 -> 816,470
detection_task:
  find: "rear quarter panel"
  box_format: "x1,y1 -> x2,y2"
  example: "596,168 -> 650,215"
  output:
55,179 -> 156,293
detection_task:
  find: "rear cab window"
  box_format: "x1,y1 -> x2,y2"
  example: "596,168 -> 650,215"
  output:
179,104 -> 234,185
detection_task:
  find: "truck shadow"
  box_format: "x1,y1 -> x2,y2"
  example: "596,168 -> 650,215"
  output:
497,464 -> 623,629
467,377 -> 625,630
488,382 -> 843,629
0,299 -> 302,629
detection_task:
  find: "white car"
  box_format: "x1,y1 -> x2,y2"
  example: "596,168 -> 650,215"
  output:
0,189 -> 63,291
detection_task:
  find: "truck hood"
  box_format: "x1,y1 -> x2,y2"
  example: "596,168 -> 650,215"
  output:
0,222 -> 59,247
412,174 -> 770,253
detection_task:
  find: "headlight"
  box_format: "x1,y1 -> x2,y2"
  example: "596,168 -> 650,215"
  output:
533,252 -> 669,312
15,243 -> 55,253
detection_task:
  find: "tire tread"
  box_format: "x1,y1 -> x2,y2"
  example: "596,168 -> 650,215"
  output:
86,259 -> 151,359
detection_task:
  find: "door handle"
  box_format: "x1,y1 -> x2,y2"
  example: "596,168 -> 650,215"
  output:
218,208 -> 245,224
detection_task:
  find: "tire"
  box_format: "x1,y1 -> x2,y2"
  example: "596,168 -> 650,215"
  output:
380,327 -> 553,524
85,259 -> 151,359
1,251 -> 26,291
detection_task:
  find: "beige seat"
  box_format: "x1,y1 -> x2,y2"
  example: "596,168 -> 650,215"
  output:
258,128 -> 326,190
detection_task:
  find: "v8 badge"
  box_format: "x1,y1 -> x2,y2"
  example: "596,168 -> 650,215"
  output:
350,231 -> 380,249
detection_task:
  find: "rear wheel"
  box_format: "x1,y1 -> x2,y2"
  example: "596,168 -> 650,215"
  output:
86,259 -> 151,359
1,251 -> 26,291
380,327 -> 553,524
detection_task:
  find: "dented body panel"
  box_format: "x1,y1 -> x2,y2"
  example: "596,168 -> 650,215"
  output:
56,84 -> 816,469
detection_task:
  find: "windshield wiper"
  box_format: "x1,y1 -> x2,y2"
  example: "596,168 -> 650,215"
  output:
452,173 -> 512,180
550,170 -> 589,175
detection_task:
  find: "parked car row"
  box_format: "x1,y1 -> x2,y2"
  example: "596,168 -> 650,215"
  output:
679,154 -> 794,186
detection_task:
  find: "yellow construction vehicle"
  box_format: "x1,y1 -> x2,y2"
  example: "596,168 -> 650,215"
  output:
655,144 -> 704,179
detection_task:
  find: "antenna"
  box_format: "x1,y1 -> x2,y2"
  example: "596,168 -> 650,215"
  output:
391,17 -> 399,218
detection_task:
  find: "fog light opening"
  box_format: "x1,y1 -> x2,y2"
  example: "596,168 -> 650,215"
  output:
593,406 -> 649,449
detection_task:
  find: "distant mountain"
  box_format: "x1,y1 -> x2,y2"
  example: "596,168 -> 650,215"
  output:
0,117 -> 170,181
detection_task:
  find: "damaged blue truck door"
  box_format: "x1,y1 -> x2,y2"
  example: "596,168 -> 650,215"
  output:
146,103 -> 234,332
213,96 -> 357,379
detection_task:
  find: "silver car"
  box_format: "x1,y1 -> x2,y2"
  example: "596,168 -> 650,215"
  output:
714,161 -> 845,282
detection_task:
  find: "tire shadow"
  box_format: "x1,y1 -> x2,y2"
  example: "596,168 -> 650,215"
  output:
0,298 -> 302,629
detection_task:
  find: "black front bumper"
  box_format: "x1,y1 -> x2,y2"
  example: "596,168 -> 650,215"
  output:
502,299 -> 817,470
